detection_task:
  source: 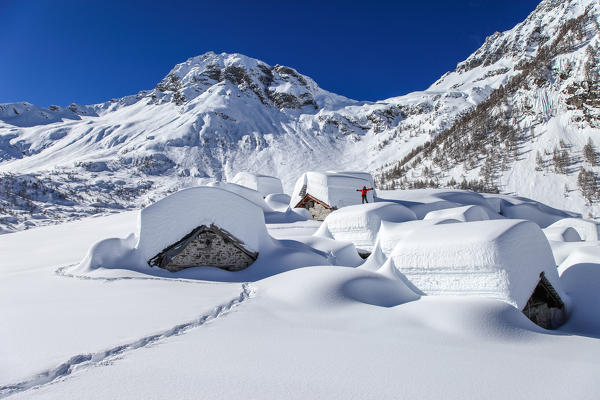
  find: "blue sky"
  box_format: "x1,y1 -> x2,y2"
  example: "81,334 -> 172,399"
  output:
0,0 -> 540,106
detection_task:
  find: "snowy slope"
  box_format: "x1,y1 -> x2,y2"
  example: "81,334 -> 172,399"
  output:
378,0 -> 600,218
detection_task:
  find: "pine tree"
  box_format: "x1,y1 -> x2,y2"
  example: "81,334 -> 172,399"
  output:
535,151 -> 545,171
583,137 -> 597,166
578,167 -> 598,204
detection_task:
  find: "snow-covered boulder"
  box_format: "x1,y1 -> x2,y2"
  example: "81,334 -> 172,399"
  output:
547,218 -> 600,242
290,171 -> 375,220
230,172 -> 284,197
423,205 -> 496,222
314,202 -> 416,254
380,219 -> 567,329
207,181 -> 272,212
543,226 -> 581,243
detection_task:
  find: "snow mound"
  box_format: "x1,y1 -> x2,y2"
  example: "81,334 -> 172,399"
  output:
230,172 -> 284,197
558,245 -> 600,276
207,181 -> 272,211
265,193 -> 291,211
548,218 -> 600,242
381,219 -> 566,311
483,194 -> 577,228
291,236 -> 364,267
423,205 -> 496,222
376,189 -> 493,219
556,245 -> 600,337
314,202 -> 417,253
259,266 -> 419,310
543,226 -> 581,243
290,171 -> 374,208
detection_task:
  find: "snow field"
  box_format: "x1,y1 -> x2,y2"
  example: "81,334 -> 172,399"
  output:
2,186 -> 600,398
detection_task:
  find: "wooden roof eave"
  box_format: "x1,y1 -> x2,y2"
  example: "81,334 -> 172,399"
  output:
294,193 -> 331,209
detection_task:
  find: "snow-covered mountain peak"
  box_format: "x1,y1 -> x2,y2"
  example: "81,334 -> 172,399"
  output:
150,51 -> 357,111
432,0 -> 599,92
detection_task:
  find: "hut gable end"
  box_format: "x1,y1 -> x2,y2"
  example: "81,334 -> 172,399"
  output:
522,272 -> 566,329
148,224 -> 258,272
295,194 -> 335,220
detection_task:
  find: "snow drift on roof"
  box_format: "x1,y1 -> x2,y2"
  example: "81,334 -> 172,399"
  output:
483,194 -> 578,228
374,218 -> 460,260
314,202 -> 416,252
543,226 -> 581,243
376,189 -> 493,219
207,181 -> 272,211
380,219 -> 566,310
230,172 -> 284,197
548,218 -> 600,241
423,205 -> 498,222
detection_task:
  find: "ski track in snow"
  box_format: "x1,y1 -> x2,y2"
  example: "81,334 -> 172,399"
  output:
0,276 -> 256,399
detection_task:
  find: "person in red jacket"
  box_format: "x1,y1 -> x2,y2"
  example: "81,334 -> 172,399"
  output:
357,186 -> 374,204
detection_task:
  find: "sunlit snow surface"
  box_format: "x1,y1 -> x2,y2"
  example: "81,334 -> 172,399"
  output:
1,188 -> 599,399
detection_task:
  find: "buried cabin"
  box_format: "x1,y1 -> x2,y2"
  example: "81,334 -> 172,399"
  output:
137,186 -> 269,272
382,219 -> 568,329
290,171 -> 376,220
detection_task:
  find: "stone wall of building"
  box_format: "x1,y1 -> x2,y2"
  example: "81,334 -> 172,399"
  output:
150,225 -> 258,272
308,203 -> 333,221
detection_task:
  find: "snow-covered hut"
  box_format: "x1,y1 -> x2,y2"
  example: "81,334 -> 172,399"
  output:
137,186 -> 270,272
230,172 -> 284,197
290,171 -> 375,220
314,202 -> 416,256
546,218 -> 600,241
382,219 -> 567,329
